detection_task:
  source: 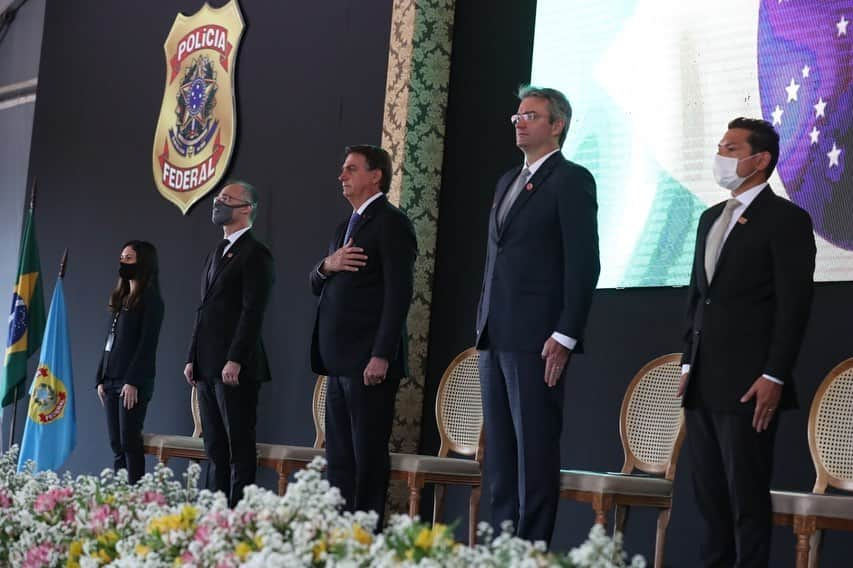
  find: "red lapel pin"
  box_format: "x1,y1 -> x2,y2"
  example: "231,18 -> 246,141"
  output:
525,182 -> 534,191
737,216 -> 748,225
226,252 -> 234,258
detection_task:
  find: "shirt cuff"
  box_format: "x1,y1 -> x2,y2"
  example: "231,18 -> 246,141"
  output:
681,364 -> 690,375
761,374 -> 784,385
551,332 -> 577,350
316,265 -> 328,280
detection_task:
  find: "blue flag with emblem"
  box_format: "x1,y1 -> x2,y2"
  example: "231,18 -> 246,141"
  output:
17,278 -> 75,472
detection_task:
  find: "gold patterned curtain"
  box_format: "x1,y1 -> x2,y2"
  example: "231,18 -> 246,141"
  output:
381,0 -> 455,512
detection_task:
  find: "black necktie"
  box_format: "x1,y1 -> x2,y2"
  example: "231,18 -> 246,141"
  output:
207,238 -> 230,286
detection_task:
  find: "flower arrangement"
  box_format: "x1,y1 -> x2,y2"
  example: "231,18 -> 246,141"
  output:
0,447 -> 644,567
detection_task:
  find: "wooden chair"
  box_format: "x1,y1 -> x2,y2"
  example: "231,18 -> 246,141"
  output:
311,349 -> 484,545
142,377 -> 327,495
559,354 -> 685,568
772,358 -> 853,568
389,348 -> 484,545
142,385 -> 206,462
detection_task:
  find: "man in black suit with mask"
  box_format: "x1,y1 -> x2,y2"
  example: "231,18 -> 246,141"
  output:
679,117 -> 815,567
310,145 -> 417,528
476,86 -> 600,544
184,180 -> 274,507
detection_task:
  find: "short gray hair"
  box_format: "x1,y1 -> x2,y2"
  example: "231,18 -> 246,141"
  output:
224,180 -> 258,223
517,85 -> 572,147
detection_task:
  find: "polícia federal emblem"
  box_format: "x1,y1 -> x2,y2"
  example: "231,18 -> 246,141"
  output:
152,1 -> 244,214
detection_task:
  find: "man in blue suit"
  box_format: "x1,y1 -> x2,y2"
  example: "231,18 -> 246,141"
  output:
476,86 -> 600,544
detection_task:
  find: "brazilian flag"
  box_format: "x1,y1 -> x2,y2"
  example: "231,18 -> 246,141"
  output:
0,207 -> 45,407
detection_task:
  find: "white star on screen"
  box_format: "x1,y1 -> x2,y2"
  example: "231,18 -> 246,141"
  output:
771,104 -> 784,125
838,15 -> 849,36
801,65 -> 810,78
785,77 -> 801,102
814,97 -> 827,118
809,126 -> 820,145
827,143 -> 842,167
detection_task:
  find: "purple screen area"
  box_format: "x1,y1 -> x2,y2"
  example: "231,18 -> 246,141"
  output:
758,0 -> 853,250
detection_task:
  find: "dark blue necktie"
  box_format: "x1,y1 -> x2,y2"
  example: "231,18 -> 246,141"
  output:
343,211 -> 361,245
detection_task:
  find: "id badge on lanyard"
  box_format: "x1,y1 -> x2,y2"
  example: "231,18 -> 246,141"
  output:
105,312 -> 119,352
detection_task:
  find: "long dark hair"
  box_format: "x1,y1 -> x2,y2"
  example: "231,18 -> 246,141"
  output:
108,240 -> 160,312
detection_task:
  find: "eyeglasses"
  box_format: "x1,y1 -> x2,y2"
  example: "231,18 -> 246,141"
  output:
214,194 -> 253,207
510,111 -> 539,126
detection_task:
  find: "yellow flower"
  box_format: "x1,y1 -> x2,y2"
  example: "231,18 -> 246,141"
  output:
148,513 -> 185,534
253,534 -> 264,548
312,540 -> 327,561
135,544 -> 151,557
104,495 -> 115,505
415,524 -> 450,549
68,540 -> 83,558
431,523 -> 450,545
352,524 -> 373,546
414,527 -> 432,549
96,549 -> 112,563
179,505 -> 198,529
97,530 -> 119,546
235,542 -> 252,561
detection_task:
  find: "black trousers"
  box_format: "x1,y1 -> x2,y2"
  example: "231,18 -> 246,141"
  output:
102,377 -> 149,484
196,378 -> 260,507
479,349 -> 565,545
325,374 -> 399,529
685,407 -> 778,568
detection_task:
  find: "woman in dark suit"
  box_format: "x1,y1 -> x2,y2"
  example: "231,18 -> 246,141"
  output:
96,240 -> 164,484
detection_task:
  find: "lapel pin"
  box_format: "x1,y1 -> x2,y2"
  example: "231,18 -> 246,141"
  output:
226,252 -> 234,258
737,216 -> 748,224
525,183 -> 534,191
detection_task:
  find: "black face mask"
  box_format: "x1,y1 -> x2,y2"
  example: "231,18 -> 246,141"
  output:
119,262 -> 138,280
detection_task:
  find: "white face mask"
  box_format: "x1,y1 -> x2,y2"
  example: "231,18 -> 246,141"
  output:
712,153 -> 759,191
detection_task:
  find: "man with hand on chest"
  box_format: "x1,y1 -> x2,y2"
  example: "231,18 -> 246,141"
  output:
310,145 -> 417,528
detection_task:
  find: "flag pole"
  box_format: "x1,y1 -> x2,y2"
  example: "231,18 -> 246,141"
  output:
7,179 -> 37,451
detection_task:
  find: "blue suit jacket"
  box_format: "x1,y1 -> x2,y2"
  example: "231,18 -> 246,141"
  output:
476,152 -> 600,352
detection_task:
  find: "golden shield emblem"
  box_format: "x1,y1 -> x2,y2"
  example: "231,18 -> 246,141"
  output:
152,0 -> 244,214
28,365 -> 68,424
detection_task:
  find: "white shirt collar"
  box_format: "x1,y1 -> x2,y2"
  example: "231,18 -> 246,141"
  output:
732,182 -> 768,208
225,226 -> 250,245
524,148 -> 561,176
355,191 -> 384,215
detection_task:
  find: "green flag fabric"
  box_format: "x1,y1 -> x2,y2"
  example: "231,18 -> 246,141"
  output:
0,207 -> 46,407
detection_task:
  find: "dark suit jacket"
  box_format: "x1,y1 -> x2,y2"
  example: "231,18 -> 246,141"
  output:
476,152 -> 600,352
96,285 -> 165,401
187,230 -> 274,382
682,185 -> 816,412
310,195 -> 417,380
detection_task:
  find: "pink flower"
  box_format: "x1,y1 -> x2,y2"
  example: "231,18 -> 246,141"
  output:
22,543 -> 58,568
193,525 -> 211,545
141,491 -> 166,506
0,491 -> 11,508
33,487 -> 73,513
89,504 -> 118,531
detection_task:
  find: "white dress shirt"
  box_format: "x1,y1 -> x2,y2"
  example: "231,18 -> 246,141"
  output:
682,182 -> 782,385
222,226 -> 250,256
